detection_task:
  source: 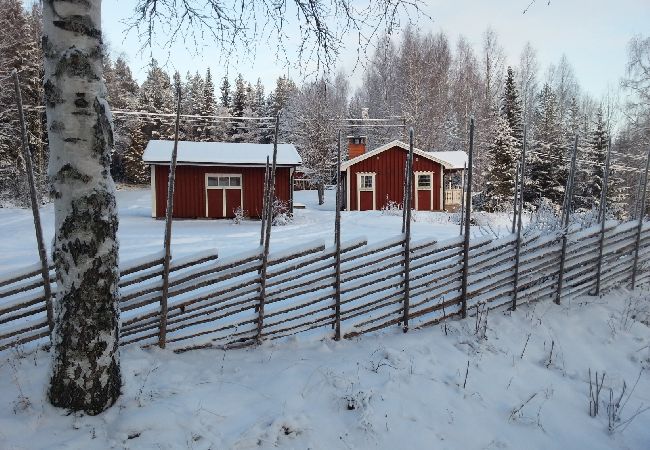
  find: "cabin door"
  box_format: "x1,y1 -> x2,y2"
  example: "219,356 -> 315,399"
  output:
206,174 -> 243,218
356,173 -> 376,211
415,172 -> 434,211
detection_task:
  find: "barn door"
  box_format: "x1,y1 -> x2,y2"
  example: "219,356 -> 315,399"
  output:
206,174 -> 243,218
356,172 -> 376,211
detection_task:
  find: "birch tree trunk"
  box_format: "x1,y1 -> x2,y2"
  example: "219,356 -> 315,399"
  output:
43,0 -> 121,415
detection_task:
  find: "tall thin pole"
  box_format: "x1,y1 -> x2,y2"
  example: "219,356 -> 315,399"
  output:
459,162 -> 466,236
159,85 -> 182,348
334,130 -> 342,340
460,118 -> 475,319
257,115 -> 280,342
402,128 -> 414,331
511,125 -> 527,310
555,135 -> 579,305
260,156 -> 270,246
511,161 -> 521,234
593,138 -> 612,296
630,146 -> 650,290
13,70 -> 53,333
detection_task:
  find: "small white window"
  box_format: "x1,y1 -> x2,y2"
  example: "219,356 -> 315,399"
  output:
207,176 -> 219,187
360,175 -> 373,190
229,176 -> 241,187
418,174 -> 431,188
206,174 -> 242,189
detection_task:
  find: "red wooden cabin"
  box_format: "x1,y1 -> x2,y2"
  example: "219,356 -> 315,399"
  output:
340,138 -> 467,212
143,141 -> 301,219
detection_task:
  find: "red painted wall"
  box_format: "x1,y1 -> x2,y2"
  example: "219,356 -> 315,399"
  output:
153,165 -> 291,219
347,146 -> 443,211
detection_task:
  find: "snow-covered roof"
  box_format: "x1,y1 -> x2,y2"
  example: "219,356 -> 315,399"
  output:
142,141 -> 302,166
339,140 -> 466,170
425,151 -> 467,169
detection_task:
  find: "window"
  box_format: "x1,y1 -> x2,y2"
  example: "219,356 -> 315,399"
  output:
418,174 -> 431,188
360,175 -> 373,190
207,175 -> 242,188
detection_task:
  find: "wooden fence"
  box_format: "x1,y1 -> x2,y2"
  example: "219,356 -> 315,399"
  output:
1,220 -> 649,353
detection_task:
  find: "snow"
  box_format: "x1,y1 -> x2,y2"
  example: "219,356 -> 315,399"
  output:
426,150 -> 468,169
142,140 -> 302,166
1,290 -> 649,449
0,186 -> 498,272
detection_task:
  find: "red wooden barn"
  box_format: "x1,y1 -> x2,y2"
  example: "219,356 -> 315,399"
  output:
143,141 -> 302,219
340,138 -> 467,211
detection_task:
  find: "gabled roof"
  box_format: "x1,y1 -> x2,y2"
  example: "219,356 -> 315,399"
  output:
425,151 -> 468,169
339,140 -> 467,170
143,140 -> 302,166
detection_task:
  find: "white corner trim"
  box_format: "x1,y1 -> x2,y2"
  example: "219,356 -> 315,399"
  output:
150,165 -> 156,217
346,167 -> 351,211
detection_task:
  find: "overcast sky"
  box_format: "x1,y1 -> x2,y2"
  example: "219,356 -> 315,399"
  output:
101,0 -> 649,99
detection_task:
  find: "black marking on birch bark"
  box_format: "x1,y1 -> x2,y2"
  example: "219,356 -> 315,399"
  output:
41,37 -> 56,59
54,48 -> 99,80
44,79 -> 64,107
50,120 -> 65,133
74,93 -> 89,108
53,15 -> 100,39
53,163 -> 91,184
93,98 -> 114,157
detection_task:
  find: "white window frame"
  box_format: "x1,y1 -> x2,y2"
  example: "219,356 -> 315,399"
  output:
356,172 -> 376,211
204,173 -> 244,218
414,171 -> 434,211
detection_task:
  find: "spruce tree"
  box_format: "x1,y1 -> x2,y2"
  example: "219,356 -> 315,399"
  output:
588,108 -> 609,210
202,68 -> 216,140
231,73 -> 248,141
220,75 -> 231,108
485,116 -> 518,211
528,83 -> 566,206
500,66 -> 524,148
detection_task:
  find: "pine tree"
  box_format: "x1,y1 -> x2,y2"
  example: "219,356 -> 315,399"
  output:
485,116 -> 518,211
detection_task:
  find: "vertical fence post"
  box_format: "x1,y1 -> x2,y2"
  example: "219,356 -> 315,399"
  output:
554,135 -> 579,305
260,156 -> 270,246
593,138 -> 612,296
402,129 -> 414,331
334,130 -> 342,340
630,147 -> 650,290
257,115 -> 280,343
511,161 -> 521,234
159,86 -> 182,348
511,125 -> 527,310
13,70 -> 53,333
459,162 -> 466,236
460,118 -> 475,319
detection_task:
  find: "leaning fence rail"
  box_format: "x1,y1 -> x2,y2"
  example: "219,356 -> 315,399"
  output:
1,219 -> 649,353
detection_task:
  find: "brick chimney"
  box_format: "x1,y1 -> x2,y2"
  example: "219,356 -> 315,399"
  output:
347,136 -> 367,160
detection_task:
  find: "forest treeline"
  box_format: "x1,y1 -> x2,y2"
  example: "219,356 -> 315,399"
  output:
0,0 -> 648,216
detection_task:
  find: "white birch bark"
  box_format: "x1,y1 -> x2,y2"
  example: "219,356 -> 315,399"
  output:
43,0 -> 121,415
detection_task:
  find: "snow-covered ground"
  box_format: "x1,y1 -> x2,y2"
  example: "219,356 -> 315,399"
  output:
0,186 -> 512,272
1,187 -> 648,449
1,290 -> 649,449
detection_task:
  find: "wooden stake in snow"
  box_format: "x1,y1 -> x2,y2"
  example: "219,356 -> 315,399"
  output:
555,135 -> 579,305
260,156 -> 270,247
511,161 -> 521,234
630,146 -> 650,290
334,130 -> 342,340
593,138 -> 612,296
511,125 -> 527,311
402,128 -> 414,332
257,115 -> 280,343
12,70 -> 53,333
459,162 -> 466,236
460,118 -> 475,319
159,86 -> 182,348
